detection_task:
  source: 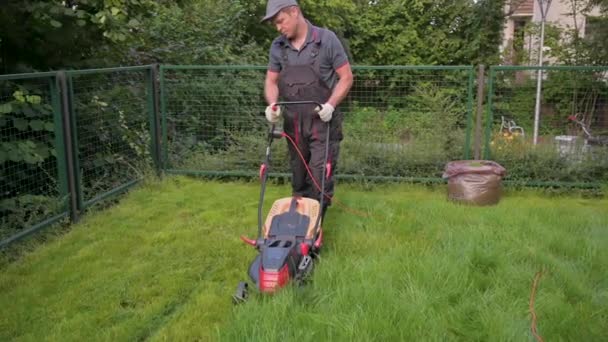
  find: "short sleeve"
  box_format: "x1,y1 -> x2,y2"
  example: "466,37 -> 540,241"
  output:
325,31 -> 349,70
268,40 -> 282,72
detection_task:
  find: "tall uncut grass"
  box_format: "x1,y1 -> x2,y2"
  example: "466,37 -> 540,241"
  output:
1,177 -> 606,341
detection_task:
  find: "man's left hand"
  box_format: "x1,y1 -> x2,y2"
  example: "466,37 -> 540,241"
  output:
316,103 -> 334,122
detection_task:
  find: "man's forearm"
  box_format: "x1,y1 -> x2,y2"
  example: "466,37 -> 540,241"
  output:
265,80 -> 279,105
327,75 -> 353,108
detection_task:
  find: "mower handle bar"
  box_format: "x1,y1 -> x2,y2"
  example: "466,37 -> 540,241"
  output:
272,101 -> 323,111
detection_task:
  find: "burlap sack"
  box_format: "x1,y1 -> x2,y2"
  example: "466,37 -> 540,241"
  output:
442,160 -> 506,206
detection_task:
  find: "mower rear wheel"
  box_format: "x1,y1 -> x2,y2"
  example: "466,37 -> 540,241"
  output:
232,281 -> 249,304
295,256 -> 314,286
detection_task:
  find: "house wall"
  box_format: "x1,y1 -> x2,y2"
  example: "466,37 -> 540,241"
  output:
502,0 -> 602,65
535,0 -> 601,36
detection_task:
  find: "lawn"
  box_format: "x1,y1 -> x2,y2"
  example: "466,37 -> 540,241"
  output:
1,176 -> 606,341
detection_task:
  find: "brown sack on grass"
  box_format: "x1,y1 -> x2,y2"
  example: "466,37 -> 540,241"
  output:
442,160 -> 506,206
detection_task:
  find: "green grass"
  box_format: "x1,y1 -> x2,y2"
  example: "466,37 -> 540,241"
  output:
1,177 -> 607,341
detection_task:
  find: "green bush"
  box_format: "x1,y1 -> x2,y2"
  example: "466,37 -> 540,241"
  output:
489,135 -> 608,184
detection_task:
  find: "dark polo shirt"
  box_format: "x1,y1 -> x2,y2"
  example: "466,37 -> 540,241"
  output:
267,21 -> 349,90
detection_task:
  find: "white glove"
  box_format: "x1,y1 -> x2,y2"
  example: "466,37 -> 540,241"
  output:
316,103 -> 335,122
265,104 -> 282,123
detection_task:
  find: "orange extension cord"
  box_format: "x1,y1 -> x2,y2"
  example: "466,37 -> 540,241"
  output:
529,270 -> 545,342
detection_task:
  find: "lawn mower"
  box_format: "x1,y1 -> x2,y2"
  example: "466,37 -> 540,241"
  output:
233,101 -> 329,303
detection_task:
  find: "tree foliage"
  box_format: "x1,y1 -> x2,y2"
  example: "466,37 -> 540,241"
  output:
0,0 -> 514,72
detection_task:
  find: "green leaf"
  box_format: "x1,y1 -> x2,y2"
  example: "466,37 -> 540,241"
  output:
24,154 -> 39,164
128,18 -> 140,27
30,120 -> 45,131
50,20 -> 62,28
45,122 -> 55,132
76,10 -> 87,19
35,145 -> 50,159
64,7 -> 76,16
93,158 -> 105,168
77,20 -> 87,27
26,95 -> 41,105
111,7 -> 120,16
38,105 -> 52,115
13,118 -> 29,131
8,149 -> 21,162
22,105 -> 36,118
0,103 -> 12,114
13,91 -> 25,102
20,140 -> 36,149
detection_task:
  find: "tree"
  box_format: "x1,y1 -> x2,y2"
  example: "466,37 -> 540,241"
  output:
300,0 -> 507,66
0,0 -> 162,72
113,0 -> 267,65
1,0 -> 514,71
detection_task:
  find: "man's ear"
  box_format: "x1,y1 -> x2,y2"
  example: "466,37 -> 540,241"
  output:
290,6 -> 300,18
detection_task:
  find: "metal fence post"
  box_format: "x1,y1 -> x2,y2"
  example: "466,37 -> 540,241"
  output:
57,71 -> 79,223
50,76 -> 69,206
474,65 -> 486,160
464,66 -> 475,159
146,64 -> 162,177
160,65 -> 168,171
483,67 -> 495,160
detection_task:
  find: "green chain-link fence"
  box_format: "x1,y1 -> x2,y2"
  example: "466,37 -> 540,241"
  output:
0,72 -> 69,245
161,65 -> 475,181
67,67 -> 157,209
1,66 -> 158,248
3,64 -> 607,248
486,66 -> 608,186
161,66 -> 269,176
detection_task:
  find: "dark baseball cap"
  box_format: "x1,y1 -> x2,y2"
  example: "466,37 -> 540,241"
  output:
261,0 -> 299,22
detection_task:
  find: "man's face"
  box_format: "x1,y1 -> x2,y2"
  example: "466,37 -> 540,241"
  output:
272,7 -> 298,39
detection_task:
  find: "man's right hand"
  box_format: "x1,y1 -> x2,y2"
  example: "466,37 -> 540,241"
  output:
265,104 -> 282,123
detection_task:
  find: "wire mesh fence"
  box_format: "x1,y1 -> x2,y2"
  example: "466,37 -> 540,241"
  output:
0,73 -> 68,243
2,64 -> 607,248
161,65 -> 475,180
342,66 -> 474,180
1,67 -> 158,248
68,67 -> 156,209
486,66 -> 608,185
161,66 -> 270,175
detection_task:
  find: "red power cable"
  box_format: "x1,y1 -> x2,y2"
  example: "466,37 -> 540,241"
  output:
281,132 -> 369,218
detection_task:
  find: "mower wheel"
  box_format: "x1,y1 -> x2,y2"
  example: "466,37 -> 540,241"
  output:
295,256 -> 314,286
232,281 -> 249,304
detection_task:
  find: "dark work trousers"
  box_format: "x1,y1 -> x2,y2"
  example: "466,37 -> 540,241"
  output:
278,63 -> 343,212
284,110 -> 341,208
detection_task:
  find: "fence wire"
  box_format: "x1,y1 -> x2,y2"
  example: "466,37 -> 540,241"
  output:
161,66 -> 474,180
161,66 -> 270,174
68,67 -> 154,209
0,74 -> 67,242
3,64 -> 606,248
486,66 -> 608,185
